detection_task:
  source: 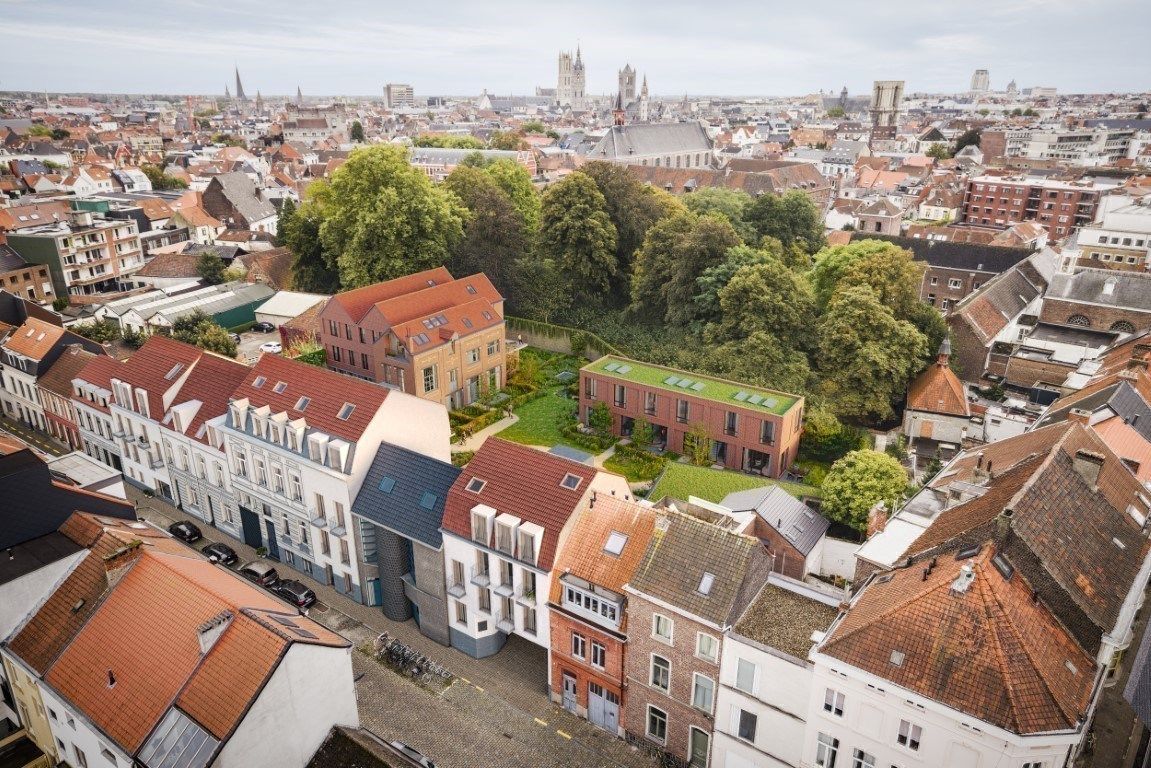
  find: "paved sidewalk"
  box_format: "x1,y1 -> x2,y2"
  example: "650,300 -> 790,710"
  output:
452,412 -> 518,451
127,486 -> 659,768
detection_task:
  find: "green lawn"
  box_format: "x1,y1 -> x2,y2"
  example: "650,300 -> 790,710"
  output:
496,388 -> 577,447
603,450 -> 665,483
648,461 -> 822,504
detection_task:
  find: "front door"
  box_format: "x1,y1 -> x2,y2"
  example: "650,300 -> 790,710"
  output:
561,673 -> 577,713
239,506 -> 262,549
264,519 -> 280,560
588,683 -> 619,733
688,727 -> 710,767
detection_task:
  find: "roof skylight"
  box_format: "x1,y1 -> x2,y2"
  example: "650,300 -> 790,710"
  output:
604,531 -> 628,556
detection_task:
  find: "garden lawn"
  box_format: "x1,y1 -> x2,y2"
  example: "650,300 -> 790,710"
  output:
648,462 -> 822,504
603,450 -> 666,483
496,388 -> 576,447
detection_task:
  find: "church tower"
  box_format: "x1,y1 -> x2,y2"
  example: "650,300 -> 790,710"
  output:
557,45 -> 587,110
572,46 -> 586,110
639,74 -> 650,122
612,92 -> 626,126
618,64 -> 636,103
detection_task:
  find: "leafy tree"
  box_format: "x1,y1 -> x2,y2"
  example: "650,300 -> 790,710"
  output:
809,239 -> 925,322
684,423 -> 713,466
483,159 -> 540,233
710,332 -> 811,396
507,257 -> 571,322
52,297 -> 69,311
444,165 -> 526,287
954,128 -> 982,152
826,106 -> 846,119
349,120 -> 365,142
521,120 -> 547,134
744,190 -> 825,253
631,211 -> 741,327
539,172 -> 618,298
71,319 -> 121,344
51,127 -> 70,140
706,257 -> 817,346
682,188 -> 755,242
310,145 -> 465,287
816,285 -> 928,422
926,144 -> 952,160
169,310 -> 237,357
140,164 -> 187,191
211,133 -> 244,147
581,161 -> 677,283
489,130 -> 528,151
290,339 -> 327,367
799,406 -> 865,463
196,252 -> 226,285
279,197 -> 339,293
413,134 -> 484,149
821,450 -> 909,531
692,245 -> 772,326
589,401 -> 613,436
26,124 -> 52,137
631,418 -> 654,450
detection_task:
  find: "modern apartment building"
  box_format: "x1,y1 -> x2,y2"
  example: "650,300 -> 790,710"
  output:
1066,193 -> 1151,273
580,356 -> 805,478
958,175 -> 1101,240
319,267 -> 506,409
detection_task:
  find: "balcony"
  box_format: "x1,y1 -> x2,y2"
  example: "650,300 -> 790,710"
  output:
494,580 -> 514,598
469,565 -> 490,588
515,585 -> 537,605
496,613 -> 515,634
447,579 -> 466,599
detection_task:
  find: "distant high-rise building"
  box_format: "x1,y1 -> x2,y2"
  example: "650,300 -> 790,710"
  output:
385,83 -> 415,109
297,85 -> 303,104
971,68 -> 990,93
618,64 -> 636,103
557,46 -> 586,109
870,80 -> 904,133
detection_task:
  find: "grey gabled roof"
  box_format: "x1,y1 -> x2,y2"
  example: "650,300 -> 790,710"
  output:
208,172 -> 276,224
589,121 -> 713,160
1034,380 -> 1151,441
351,442 -> 460,549
722,485 -> 830,556
1046,269 -> 1151,312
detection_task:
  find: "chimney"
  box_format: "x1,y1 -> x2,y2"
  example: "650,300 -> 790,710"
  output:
1067,408 -> 1093,425
102,541 -> 143,587
866,501 -> 890,537
950,563 -> 976,594
197,610 -> 234,654
1072,449 -> 1105,490
996,507 -> 1014,539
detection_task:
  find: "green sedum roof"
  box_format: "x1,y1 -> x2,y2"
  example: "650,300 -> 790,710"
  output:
583,355 -> 801,416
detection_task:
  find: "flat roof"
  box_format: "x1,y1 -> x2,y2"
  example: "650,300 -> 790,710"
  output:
582,355 -> 801,416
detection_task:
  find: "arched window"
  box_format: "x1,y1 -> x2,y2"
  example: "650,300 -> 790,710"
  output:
1066,315 -> 1091,327
1110,320 -> 1136,334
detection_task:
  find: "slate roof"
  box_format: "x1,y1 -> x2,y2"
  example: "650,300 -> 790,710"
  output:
822,546 -> 1094,734
0,243 -> 27,271
852,233 -> 1031,273
951,251 -> 1054,344
627,509 -> 770,627
441,439 -> 596,571
589,121 -> 713,160
205,172 -> 276,224
352,442 -> 461,549
1046,269 -> 1151,312
721,485 -> 829,556
1034,374 -> 1151,441
0,449 -> 134,551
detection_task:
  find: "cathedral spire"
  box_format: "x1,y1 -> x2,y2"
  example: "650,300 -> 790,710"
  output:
297,85 -> 303,104
234,66 -> 246,101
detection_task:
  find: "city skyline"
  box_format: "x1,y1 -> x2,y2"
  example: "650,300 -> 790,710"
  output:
3,0 -> 1148,97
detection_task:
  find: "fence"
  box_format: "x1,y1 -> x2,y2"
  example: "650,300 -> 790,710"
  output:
506,316 -> 624,360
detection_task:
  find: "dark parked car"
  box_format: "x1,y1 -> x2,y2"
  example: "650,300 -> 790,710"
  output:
273,579 -> 317,610
229,332 -> 241,344
168,521 -> 202,543
238,561 -> 280,587
390,742 -> 436,768
252,321 -> 275,333
202,542 -> 238,566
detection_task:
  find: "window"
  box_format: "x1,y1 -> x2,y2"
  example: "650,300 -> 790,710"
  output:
696,632 -> 718,662
340,539 -> 350,565
646,706 -> 667,743
467,477 -> 486,493
571,632 -> 586,659
99,745 -> 117,764
815,733 -> 839,768
824,688 -> 845,716
691,673 -> 715,711
652,614 -> 673,643
74,746 -> 89,768
650,655 -> 670,691
760,420 -> 774,445
614,384 -> 626,407
851,749 -> 874,768
644,391 -> 656,415
735,657 -> 756,694
1022,763 -> 1045,768
487,339 -> 500,356
725,411 -> 737,435
337,403 -> 355,420
455,601 -> 467,626
948,278 -> 962,289
466,348 -> 480,364
423,365 -> 437,393
591,641 -> 606,668
676,399 -> 689,423
737,709 -> 757,742
560,473 -> 583,490
897,720 -> 922,750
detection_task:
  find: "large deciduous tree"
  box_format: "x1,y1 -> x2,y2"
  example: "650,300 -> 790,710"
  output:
581,161 -> 678,284
444,165 -> 526,288
682,187 -> 755,242
539,172 -> 618,298
484,159 -> 541,233
169,309 -> 237,358
279,197 -> 340,294
744,190 -> 825,253
706,257 -> 817,346
809,239 -> 926,321
821,450 -> 909,531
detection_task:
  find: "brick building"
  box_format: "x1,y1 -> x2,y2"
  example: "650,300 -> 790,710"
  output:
0,243 -> 53,303
548,496 -> 656,736
36,344 -> 99,450
319,268 -> 506,409
1040,268 -> 1151,334
958,175 -> 1101,240
579,356 -> 804,478
622,509 -> 771,767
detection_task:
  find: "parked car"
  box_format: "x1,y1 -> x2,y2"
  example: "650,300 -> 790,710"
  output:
273,579 -> 318,610
252,321 -> 275,333
389,742 -> 436,768
259,341 -> 283,354
238,561 -> 280,587
229,332 -> 241,344
168,521 -> 202,543
202,542 -> 238,566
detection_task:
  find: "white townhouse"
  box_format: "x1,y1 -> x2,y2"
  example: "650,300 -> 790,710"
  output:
219,353 -> 449,604
438,438 -> 630,658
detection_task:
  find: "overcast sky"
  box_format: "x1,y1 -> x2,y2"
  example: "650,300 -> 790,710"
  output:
3,0 -> 1147,97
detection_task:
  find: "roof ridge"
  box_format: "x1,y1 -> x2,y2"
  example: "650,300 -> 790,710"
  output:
968,561 -> 1027,732
824,564 -> 958,652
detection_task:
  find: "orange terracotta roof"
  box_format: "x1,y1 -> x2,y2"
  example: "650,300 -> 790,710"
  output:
329,267 -> 454,322
3,317 -> 65,361
1092,416 -> 1151,484
907,353 -> 970,417
392,297 -> 503,353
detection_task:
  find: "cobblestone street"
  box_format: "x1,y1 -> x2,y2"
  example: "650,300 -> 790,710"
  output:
126,484 -> 661,768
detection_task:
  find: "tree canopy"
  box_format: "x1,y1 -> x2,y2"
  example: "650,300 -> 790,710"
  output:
196,252 -> 225,285
279,197 -> 340,294
821,450 -> 909,531
444,165 -> 526,288
745,190 -> 825,253
349,120 -> 365,142
682,188 -> 755,242
412,134 -> 484,149
706,256 -> 817,346
539,172 -> 618,298
169,310 -> 237,357
809,239 -> 925,321
141,164 -> 187,191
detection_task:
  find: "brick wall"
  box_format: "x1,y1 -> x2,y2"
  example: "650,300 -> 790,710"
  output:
1039,298 -> 1151,334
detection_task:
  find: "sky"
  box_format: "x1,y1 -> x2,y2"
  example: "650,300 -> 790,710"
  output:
2,0 -> 1147,97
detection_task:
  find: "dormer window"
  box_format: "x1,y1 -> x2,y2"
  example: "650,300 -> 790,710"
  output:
518,523 -> 543,566
471,505 -> 496,545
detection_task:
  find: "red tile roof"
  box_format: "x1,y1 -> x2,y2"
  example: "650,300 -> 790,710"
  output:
231,353 -> 389,442
328,267 -> 454,322
171,353 -> 251,444
906,352 -> 970,417
3,317 -> 65,361
442,439 -> 596,571
392,297 -> 504,352
100,335 -> 205,417
72,355 -> 125,413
